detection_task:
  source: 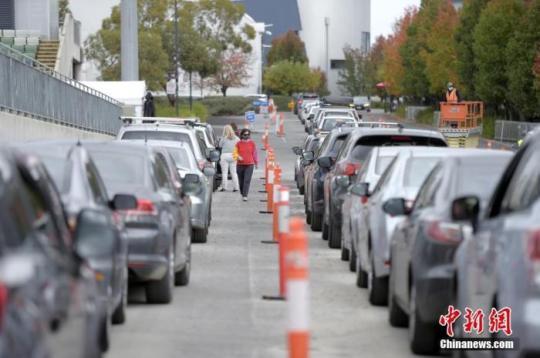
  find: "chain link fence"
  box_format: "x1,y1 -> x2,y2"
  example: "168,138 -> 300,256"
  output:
0,44 -> 122,136
495,120 -> 540,143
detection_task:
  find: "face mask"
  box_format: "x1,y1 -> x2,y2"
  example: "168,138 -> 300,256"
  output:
241,135 -> 250,140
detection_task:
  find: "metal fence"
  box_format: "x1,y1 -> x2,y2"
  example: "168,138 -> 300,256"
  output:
406,106 -> 429,121
495,120 -> 540,143
0,43 -> 122,136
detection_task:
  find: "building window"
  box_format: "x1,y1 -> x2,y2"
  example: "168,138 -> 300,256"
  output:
361,32 -> 370,54
330,60 -> 346,70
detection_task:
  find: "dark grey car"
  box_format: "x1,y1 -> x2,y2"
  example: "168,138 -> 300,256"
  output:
387,150 -> 512,355
84,141 -> 192,304
293,135 -> 321,195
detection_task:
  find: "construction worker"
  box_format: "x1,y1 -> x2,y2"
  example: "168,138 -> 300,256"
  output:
446,82 -> 460,103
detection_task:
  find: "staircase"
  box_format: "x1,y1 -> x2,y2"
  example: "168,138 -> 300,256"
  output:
36,40 -> 59,69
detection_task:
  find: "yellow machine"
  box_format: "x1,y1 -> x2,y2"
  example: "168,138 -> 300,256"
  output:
439,101 -> 484,148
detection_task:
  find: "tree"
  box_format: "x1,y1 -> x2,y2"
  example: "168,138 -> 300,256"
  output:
473,0 -> 524,111
210,51 -> 251,96
455,0 -> 492,98
59,0 -> 70,21
337,47 -> 363,96
267,31 -> 308,66
506,0 -> 540,120
263,61 -> 319,96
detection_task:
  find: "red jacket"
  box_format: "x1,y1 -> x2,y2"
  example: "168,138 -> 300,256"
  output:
236,140 -> 258,166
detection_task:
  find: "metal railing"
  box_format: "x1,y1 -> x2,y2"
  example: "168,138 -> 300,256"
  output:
495,120 -> 540,143
0,43 -> 122,135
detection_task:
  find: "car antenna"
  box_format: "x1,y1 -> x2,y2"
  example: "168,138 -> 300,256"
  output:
144,133 -> 148,144
76,137 -> 82,146
397,123 -> 404,132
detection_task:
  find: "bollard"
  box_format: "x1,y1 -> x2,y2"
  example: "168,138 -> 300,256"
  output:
266,160 -> 275,197
263,148 -> 274,183
266,164 -> 281,213
273,183 -> 281,242
286,218 -> 309,358
278,113 -> 285,137
263,123 -> 270,150
277,186 -> 290,297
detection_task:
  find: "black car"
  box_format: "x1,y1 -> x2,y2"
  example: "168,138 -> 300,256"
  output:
0,148 -> 112,357
303,128 -> 354,232
387,150 -> 512,354
321,127 -> 447,249
22,141 -> 136,326
84,141 -> 192,303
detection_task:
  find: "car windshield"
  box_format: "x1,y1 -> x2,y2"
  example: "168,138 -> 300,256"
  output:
404,157 -> 441,187
375,155 -> 396,175
165,147 -> 194,170
322,118 -> 356,131
122,131 -> 193,151
87,150 -> 147,188
456,160 -> 509,198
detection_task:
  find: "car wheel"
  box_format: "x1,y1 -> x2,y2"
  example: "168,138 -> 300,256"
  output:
409,282 -> 438,355
175,242 -> 191,286
322,222 -> 329,240
311,212 -> 323,232
341,245 -> 349,261
356,252 -> 367,287
349,245 -> 357,272
306,210 -> 312,225
388,270 -> 408,327
111,267 -> 128,325
299,185 -> 305,195
192,227 -> 208,243
146,244 -> 174,304
99,316 -> 110,353
368,251 -> 388,306
328,220 -> 341,249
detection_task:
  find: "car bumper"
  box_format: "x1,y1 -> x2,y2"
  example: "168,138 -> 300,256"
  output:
124,226 -> 168,282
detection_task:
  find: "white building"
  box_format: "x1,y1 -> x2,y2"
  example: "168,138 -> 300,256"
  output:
297,0 -> 371,95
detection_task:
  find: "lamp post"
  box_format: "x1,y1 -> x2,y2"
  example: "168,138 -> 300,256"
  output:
174,0 -> 179,117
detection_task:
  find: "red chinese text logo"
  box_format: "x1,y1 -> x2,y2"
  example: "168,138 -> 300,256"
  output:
439,306 -> 512,337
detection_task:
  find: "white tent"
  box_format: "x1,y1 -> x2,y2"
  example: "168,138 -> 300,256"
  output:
81,81 -> 146,116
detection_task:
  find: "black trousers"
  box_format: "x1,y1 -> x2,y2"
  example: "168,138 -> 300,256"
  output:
237,164 -> 254,197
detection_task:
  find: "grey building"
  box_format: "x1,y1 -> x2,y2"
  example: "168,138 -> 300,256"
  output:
0,0 -> 59,39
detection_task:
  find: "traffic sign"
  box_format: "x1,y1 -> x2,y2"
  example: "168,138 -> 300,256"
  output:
253,100 -> 268,107
245,111 -> 256,123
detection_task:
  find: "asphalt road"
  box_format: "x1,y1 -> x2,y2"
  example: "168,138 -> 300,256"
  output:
107,110 -> 423,358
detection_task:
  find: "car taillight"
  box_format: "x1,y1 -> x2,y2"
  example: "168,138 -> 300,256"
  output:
360,196 -> 368,204
136,199 -> 157,214
336,161 -> 361,176
425,220 -> 462,244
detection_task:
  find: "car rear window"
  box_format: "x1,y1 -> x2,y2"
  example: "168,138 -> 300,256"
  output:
375,155 -> 396,175
122,131 -> 193,152
358,135 -> 447,147
88,151 -> 147,188
38,155 -> 72,195
404,157 -> 441,187
322,118 -> 356,131
456,160 -> 509,198
165,147 -> 194,170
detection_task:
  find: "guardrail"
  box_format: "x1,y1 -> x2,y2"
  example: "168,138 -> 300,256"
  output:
0,43 -> 122,135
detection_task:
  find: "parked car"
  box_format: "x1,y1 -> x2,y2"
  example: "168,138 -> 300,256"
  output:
295,93 -> 319,116
149,141 -> 214,243
84,141 -> 192,303
293,135 -> 321,195
309,107 -> 359,134
302,102 -> 321,130
21,141 -> 138,326
451,135 -> 540,358
315,115 -> 358,136
0,147 -> 109,357
341,147 -> 401,272
117,119 -> 220,190
354,96 -> 371,111
322,128 -> 448,249
304,127 -> 354,232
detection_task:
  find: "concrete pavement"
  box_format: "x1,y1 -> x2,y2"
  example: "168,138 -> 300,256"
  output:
107,111 -> 422,358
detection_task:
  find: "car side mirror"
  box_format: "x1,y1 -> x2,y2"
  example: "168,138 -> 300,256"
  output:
74,209 -> 116,259
382,198 -> 410,217
292,146 -> 303,155
110,193 -> 137,211
351,182 -> 369,197
203,167 -> 216,177
208,149 -> 220,163
0,254 -> 35,287
451,196 -> 480,231
302,151 -> 315,162
183,173 -> 201,194
317,156 -> 333,169
336,175 -> 350,188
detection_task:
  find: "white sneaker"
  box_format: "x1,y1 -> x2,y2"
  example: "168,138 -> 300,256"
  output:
243,197 -> 248,202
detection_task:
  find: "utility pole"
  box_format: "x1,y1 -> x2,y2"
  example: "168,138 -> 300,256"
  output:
121,0 -> 139,81
174,0 -> 180,117
324,17 -> 330,77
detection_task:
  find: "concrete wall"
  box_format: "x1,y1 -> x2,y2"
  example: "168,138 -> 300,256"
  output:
0,111 -> 113,142
15,0 -> 59,39
298,0 -> 371,95
56,13 -> 82,78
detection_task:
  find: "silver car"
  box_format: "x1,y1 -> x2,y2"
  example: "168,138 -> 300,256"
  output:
308,107 -> 358,134
353,147 -> 454,305
453,133 -> 540,358
342,147 -> 401,271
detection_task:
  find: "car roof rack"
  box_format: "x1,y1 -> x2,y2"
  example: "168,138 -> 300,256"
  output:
120,116 -> 200,126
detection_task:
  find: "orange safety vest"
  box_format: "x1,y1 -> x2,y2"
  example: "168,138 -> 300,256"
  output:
446,89 -> 458,103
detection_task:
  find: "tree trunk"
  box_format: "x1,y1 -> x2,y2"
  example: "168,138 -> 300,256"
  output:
221,86 -> 228,97
200,76 -> 204,98
189,71 -> 193,111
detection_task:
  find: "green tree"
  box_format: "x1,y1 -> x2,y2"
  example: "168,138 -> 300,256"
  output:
506,0 -> 540,120
59,0 -> 70,22
455,0 -> 492,98
337,47 -> 362,95
266,31 -> 308,66
473,0 -> 524,111
264,61 -> 319,96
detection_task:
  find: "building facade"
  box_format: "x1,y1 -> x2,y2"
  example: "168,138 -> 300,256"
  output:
0,0 -> 59,39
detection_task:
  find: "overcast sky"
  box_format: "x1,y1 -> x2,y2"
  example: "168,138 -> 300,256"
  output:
371,0 -> 420,41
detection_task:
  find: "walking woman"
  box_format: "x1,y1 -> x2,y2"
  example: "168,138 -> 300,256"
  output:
236,128 -> 258,201
217,125 -> 240,192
